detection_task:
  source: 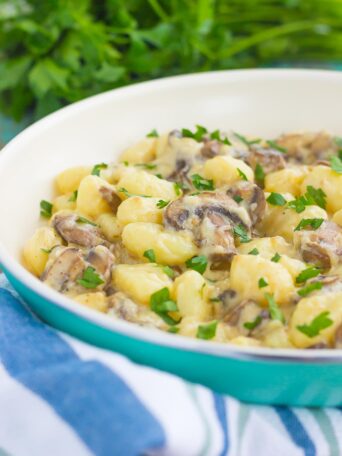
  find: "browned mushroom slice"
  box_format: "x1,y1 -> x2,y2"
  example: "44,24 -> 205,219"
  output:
276,131 -> 337,164
200,140 -> 222,159
334,323 -> 342,349
246,146 -> 286,174
53,212 -> 108,248
167,159 -> 192,187
108,292 -> 167,329
294,221 -> 342,269
99,186 -> 121,213
86,245 -> 115,285
41,247 -> 86,292
226,181 -> 266,226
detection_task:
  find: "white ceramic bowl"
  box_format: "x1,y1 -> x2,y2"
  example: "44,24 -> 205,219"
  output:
1,69 -> 341,406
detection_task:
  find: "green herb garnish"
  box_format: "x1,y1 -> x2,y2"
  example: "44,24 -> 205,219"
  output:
330,156 -> 342,174
40,200 -> 53,218
196,320 -> 218,340
237,168 -> 248,181
233,224 -> 251,243
91,162 -> 108,176
294,218 -> 324,231
134,163 -> 157,170
77,266 -> 104,289
146,129 -> 159,138
173,182 -> 182,196
185,255 -> 208,274
41,247 -> 54,254
76,216 -> 97,226
210,129 -> 231,145
182,125 -> 208,142
234,132 -> 261,146
162,266 -> 175,278
255,163 -> 265,183
265,292 -> 284,323
68,190 -> 78,202
248,248 -> 259,255
233,195 -> 243,203
295,267 -> 321,284
266,139 -> 287,153
150,287 -> 180,326
271,252 -> 281,262
298,281 -> 322,297
168,326 -> 179,334
297,311 -> 333,338
244,315 -> 262,331
156,199 -> 169,209
191,174 -> 214,191
143,249 -> 156,263
258,277 -> 268,288
118,187 -> 151,198
266,192 -> 286,206
288,186 -> 327,212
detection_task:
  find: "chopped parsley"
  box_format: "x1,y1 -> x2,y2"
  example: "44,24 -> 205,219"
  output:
143,249 -> 156,263
288,185 -> 327,212
210,129 -> 231,145
156,199 -> 169,209
134,163 -> 157,170
244,315 -> 262,331
297,281 -> 322,297
41,247 -> 54,254
155,173 -> 163,179
233,224 -> 251,243
266,139 -> 287,153
117,187 -> 152,198
76,216 -> 97,226
91,162 -> 108,176
77,266 -> 104,289
295,267 -> 321,284
297,311 -> 333,338
330,155 -> 342,174
258,277 -> 268,288
68,190 -> 78,202
248,248 -> 259,255
185,255 -> 208,274
196,320 -> 218,340
150,287 -> 180,326
265,292 -> 284,323
181,125 -> 208,142
191,174 -> 214,191
168,326 -> 179,334
233,194 -> 243,203
294,218 -> 324,231
123,160 -> 129,166
40,200 -> 53,218
237,168 -> 248,181
255,163 -> 265,183
173,182 -> 182,196
162,266 -> 175,278
266,192 -> 287,206
271,252 -> 281,262
146,128 -> 159,138
234,132 -> 261,146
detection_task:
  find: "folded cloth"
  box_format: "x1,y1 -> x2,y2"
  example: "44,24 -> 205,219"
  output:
0,275 -> 341,456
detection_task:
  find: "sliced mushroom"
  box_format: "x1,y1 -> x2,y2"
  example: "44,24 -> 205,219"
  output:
108,292 -> 167,329
52,212 -> 108,248
294,221 -> 342,269
246,146 -> 286,174
226,181 -> 266,225
86,245 -> 114,285
99,186 -> 121,213
41,247 -> 86,292
164,191 -> 251,269
334,323 -> 342,349
200,140 -> 222,159
276,131 -> 337,164
167,158 -> 191,187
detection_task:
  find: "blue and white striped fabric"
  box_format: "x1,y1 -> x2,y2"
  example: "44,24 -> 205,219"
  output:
0,274 -> 341,456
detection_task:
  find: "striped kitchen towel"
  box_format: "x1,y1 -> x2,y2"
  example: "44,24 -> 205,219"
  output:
0,275 -> 341,456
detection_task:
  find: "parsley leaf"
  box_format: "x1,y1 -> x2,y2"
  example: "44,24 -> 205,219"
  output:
196,320 -> 218,340
185,255 -> 208,274
118,187 -> 151,198
258,277 -> 268,288
288,186 -> 327,213
76,216 -> 97,226
255,163 -> 265,183
233,224 -> 251,243
248,248 -> 259,255
146,128 -> 159,138
237,168 -> 248,181
68,190 -> 78,202
265,292 -> 284,323
182,125 -> 208,142
91,162 -> 108,176
297,311 -> 333,337
156,199 -> 169,209
173,182 -> 182,196
266,139 -> 287,153
330,155 -> 342,174
271,252 -> 281,262
233,194 -> 243,203
294,218 -> 324,231
234,132 -> 261,146
41,247 -> 54,254
266,192 -> 287,206
297,281 -> 322,297
244,315 -> 262,331
162,266 -> 175,278
143,249 -> 156,262
150,287 -> 180,326
191,174 -> 214,191
134,163 -> 157,170
40,200 -> 53,218
210,129 -> 231,145
77,266 -> 104,289
295,267 -> 321,283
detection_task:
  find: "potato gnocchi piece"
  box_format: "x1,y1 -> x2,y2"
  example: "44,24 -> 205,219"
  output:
178,316 -> 228,342
75,292 -> 108,313
122,222 -> 198,265
96,213 -> 122,241
77,175 -> 119,219
289,292 -> 342,348
113,263 -> 173,305
204,155 -> 254,186
265,167 -> 308,196
117,196 -> 163,225
259,320 -> 293,348
229,336 -> 262,347
119,138 -> 157,164
301,165 -> 342,213
55,166 -> 91,195
173,270 -> 211,319
230,254 -> 295,306
23,227 -> 62,276
52,193 -> 77,213
237,236 -> 296,258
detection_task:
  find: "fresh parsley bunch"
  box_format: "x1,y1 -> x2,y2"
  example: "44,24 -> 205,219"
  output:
2,0 -> 342,121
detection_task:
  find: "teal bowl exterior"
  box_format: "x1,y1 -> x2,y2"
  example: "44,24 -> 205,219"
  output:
4,267 -> 342,407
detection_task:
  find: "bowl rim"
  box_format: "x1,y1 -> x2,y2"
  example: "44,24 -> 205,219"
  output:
1,67 -> 342,363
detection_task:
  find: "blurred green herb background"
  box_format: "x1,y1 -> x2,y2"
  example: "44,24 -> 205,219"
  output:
1,0 -> 342,121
